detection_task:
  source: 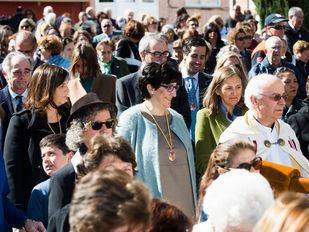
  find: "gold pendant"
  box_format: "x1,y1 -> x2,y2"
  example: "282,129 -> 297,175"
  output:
169,149 -> 176,161
190,103 -> 196,111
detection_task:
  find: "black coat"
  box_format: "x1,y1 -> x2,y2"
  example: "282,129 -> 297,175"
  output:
48,162 -> 76,219
285,24 -> 309,52
288,99 -> 309,160
115,70 -> 192,128
3,106 -> 69,211
47,204 -> 70,232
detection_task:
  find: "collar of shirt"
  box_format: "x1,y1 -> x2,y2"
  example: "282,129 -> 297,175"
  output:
71,149 -> 83,174
219,101 -> 237,121
181,67 -> 199,81
8,87 -> 28,100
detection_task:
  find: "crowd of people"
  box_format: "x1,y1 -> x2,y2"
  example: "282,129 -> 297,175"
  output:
0,4 -> 308,232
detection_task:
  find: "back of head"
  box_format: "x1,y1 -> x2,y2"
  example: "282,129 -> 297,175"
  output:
149,199 -> 192,232
204,169 -> 274,232
254,192 -> 309,232
70,169 -> 152,232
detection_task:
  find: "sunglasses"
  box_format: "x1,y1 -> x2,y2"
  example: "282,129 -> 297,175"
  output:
21,25 -> 31,29
237,157 -> 262,171
103,24 -> 112,28
236,36 -> 252,41
146,50 -> 170,58
190,23 -> 199,27
86,119 -> 117,130
270,25 -> 286,30
160,84 -> 180,92
260,93 -> 288,101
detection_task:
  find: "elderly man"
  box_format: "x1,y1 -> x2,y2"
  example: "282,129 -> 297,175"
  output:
0,52 -> 30,152
219,74 -> 309,176
285,7 -> 309,52
93,18 -> 121,47
251,13 -> 288,65
116,33 -> 191,127
249,36 -> 305,98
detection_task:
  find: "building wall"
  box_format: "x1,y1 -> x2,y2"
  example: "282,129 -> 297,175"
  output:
159,0 -> 230,31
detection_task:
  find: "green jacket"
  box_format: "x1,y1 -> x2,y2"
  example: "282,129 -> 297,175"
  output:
195,109 -> 232,177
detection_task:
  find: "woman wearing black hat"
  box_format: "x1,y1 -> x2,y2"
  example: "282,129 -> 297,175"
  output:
117,62 -> 196,219
3,64 -> 70,211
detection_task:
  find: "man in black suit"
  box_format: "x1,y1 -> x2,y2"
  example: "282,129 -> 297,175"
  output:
0,51 -> 30,152
180,37 -> 212,141
48,93 -> 117,220
116,33 -> 191,127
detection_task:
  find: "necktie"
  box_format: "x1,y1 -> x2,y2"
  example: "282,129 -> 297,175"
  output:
15,95 -> 23,112
187,77 -> 198,141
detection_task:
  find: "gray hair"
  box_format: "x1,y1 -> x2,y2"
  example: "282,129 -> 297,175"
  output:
203,169 -> 274,232
2,51 -> 29,75
216,45 -> 240,60
43,6 -> 53,16
45,12 -> 57,27
15,30 -> 36,48
244,74 -> 279,110
288,7 -> 303,17
138,33 -> 167,53
65,120 -> 84,152
265,36 -> 282,50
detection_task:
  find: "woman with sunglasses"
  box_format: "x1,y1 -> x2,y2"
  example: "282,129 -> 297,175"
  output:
117,62 -> 196,219
195,65 -> 247,180
227,27 -> 252,72
196,139 -> 262,223
4,64 -> 70,211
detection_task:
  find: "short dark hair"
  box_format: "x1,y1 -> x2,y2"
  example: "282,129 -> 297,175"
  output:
183,36 -> 207,55
274,67 -> 295,76
149,199 -> 192,232
40,134 -> 71,154
139,62 -> 182,99
83,135 -> 137,174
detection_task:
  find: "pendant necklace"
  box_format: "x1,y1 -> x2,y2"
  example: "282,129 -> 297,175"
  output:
144,103 -> 176,161
47,113 -> 62,134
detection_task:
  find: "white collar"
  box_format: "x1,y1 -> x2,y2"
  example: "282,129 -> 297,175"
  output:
8,87 -> 28,99
181,67 -> 199,80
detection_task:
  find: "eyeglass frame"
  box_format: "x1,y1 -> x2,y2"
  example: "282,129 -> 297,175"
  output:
84,118 -> 117,130
259,93 -> 288,102
160,84 -> 180,92
145,50 -> 170,58
270,25 -> 286,30
236,156 -> 263,171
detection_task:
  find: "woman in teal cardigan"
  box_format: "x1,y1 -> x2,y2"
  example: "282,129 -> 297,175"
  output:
195,65 -> 247,178
117,62 -> 196,219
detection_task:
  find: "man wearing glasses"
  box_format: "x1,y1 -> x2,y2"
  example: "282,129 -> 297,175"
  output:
93,18 -> 121,47
219,74 -> 309,177
251,13 -> 289,66
116,33 -> 191,127
249,36 -> 305,99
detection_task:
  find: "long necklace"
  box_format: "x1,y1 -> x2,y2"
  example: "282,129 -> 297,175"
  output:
47,113 -> 62,134
144,103 -> 176,161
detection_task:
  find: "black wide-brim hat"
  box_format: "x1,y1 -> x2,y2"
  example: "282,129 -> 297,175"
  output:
67,93 -> 107,126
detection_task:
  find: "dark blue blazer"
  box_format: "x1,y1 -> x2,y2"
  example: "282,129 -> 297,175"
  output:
0,86 -> 14,153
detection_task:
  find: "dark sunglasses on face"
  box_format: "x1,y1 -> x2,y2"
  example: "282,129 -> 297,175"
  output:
236,36 -> 252,41
103,24 -> 112,28
160,84 -> 180,92
21,25 -> 31,29
270,25 -> 286,30
237,156 -> 262,171
86,119 -> 117,130
260,93 -> 288,101
146,50 -> 170,58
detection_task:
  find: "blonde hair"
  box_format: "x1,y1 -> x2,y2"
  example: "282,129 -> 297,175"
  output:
293,40 -> 309,55
215,51 -> 248,78
202,65 -> 246,114
254,192 -> 309,232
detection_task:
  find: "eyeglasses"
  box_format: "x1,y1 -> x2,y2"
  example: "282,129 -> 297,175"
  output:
236,36 -> 252,41
146,50 -> 170,58
21,25 -> 31,29
103,24 -> 112,28
85,119 -> 117,130
160,84 -> 180,92
190,23 -> 198,27
270,25 -> 286,30
236,157 -> 262,171
260,93 -> 288,101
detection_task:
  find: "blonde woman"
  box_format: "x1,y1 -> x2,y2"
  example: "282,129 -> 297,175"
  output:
195,65 -> 247,178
